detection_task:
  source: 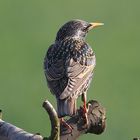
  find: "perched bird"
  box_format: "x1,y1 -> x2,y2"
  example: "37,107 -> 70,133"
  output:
44,19 -> 103,125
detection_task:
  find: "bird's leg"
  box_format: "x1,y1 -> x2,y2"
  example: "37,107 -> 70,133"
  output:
81,93 -> 88,125
60,118 -> 73,132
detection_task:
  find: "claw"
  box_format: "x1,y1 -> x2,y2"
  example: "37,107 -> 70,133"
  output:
81,93 -> 89,125
60,118 -> 73,133
81,105 -> 88,125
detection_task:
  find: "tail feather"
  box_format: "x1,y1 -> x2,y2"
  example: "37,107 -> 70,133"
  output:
57,97 -> 77,118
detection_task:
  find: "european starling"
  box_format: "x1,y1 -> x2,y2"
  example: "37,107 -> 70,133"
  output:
44,19 -> 103,123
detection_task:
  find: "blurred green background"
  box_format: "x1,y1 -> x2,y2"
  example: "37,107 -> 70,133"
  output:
0,0 -> 140,139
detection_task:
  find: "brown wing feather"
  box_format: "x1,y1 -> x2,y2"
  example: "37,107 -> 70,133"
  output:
59,56 -> 95,99
44,41 -> 96,100
44,44 -> 67,97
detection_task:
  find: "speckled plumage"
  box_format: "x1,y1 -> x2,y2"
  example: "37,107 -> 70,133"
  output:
44,20 -> 97,118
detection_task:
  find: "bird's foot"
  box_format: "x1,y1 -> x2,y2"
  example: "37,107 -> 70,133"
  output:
80,104 -> 90,128
60,118 -> 73,133
81,93 -> 89,127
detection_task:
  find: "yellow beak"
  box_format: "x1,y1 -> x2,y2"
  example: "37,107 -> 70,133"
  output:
89,22 -> 104,30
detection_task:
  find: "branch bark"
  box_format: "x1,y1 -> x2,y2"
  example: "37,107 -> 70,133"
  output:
59,100 -> 106,140
43,100 -> 60,140
0,100 -> 106,140
0,119 -> 43,140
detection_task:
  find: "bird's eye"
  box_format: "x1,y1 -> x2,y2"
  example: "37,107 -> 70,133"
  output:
82,24 -> 92,32
82,27 -> 88,32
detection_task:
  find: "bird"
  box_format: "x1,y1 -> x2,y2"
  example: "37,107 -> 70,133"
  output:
44,19 -> 103,128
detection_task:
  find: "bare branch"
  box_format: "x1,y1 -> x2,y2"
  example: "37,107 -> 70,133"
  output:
0,110 -> 2,119
43,100 -> 60,140
60,100 -> 106,140
0,100 -> 106,140
0,119 -> 43,140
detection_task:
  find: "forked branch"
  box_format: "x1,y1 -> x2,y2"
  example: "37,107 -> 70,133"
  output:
0,100 -> 106,140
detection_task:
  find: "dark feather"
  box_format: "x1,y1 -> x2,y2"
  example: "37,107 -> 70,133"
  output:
44,38 -> 95,117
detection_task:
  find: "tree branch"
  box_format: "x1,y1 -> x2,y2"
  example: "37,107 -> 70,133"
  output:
0,118 -> 43,140
43,100 -> 60,140
59,100 -> 106,140
0,100 -> 106,140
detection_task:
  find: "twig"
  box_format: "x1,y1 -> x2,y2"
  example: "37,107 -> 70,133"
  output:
43,100 -> 60,140
0,110 -> 2,119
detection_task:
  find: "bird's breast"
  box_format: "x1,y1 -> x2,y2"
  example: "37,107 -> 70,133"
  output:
70,41 -> 95,66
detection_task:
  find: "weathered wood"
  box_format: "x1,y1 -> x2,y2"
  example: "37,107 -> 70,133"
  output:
0,100 -> 106,140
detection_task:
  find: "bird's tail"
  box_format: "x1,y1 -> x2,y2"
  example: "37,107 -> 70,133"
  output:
57,97 -> 77,118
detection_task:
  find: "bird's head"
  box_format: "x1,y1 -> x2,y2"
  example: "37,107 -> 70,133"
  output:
56,19 -> 104,41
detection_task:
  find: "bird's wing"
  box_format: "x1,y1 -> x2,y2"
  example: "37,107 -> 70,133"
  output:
44,43 -> 96,100
44,44 -> 68,97
44,44 -> 65,80
59,43 -> 96,99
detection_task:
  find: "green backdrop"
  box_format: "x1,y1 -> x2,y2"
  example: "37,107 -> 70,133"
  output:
0,0 -> 140,139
